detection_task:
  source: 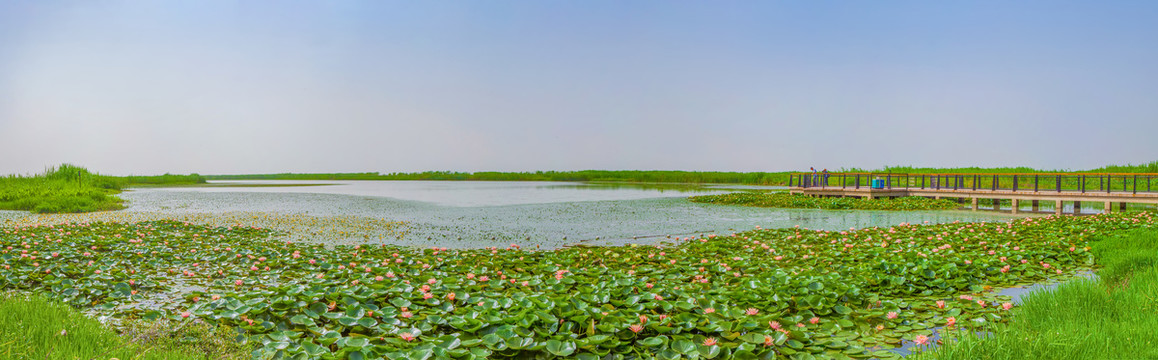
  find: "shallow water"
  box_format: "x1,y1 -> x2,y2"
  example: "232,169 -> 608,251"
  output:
3,180 -> 1020,249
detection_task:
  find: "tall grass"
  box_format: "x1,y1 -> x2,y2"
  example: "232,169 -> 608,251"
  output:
0,293 -> 249,360
0,165 -> 125,213
912,228 -> 1158,360
0,164 -> 206,213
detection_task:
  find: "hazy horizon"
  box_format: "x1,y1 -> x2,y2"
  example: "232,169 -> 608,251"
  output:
3,1 -> 1157,176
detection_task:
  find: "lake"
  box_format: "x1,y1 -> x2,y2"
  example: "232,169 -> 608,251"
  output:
5,180 -> 1021,249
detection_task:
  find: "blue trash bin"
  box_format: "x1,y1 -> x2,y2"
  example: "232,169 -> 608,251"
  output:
871,179 -> 884,189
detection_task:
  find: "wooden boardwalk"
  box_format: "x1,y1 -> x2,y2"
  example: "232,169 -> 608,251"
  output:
788,172 -> 1158,215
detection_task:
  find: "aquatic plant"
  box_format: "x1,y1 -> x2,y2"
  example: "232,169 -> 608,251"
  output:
689,192 -> 962,211
0,212 -> 1154,359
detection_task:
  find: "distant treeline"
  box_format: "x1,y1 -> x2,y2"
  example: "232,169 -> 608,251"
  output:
206,161 -> 1158,185
206,171 -> 793,185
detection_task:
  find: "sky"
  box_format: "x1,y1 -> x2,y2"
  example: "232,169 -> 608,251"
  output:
1,1 -> 1156,176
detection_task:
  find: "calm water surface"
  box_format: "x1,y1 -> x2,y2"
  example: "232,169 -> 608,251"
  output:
116,180 -> 1018,248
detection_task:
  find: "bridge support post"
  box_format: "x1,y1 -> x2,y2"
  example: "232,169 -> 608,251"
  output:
1031,200 -> 1039,212
1055,200 -> 1063,216
971,198 -> 978,211
1105,201 -> 1112,213
1011,199 -> 1019,214
1074,201 -> 1082,215
934,196 -> 941,200
1120,202 -> 1127,212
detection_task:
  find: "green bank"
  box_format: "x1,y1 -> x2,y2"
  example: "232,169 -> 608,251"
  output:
0,164 -> 204,213
911,228 -> 1158,360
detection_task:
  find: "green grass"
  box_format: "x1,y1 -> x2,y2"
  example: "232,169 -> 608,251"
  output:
0,165 -> 125,213
911,228 -> 1158,360
0,293 -> 249,360
688,192 -> 962,211
0,164 -> 205,213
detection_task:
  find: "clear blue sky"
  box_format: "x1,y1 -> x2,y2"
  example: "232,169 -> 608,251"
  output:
1,1 -> 1156,175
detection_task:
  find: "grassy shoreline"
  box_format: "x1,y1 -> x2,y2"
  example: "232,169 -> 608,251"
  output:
0,164 -> 205,213
0,292 -> 250,359
911,228 -> 1158,360
690,192 -> 963,211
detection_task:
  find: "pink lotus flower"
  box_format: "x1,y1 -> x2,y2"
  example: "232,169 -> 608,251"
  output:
703,308 -> 715,314
936,300 -> 945,309
399,332 -> 415,341
746,308 -> 759,316
809,317 -> 820,324
181,311 -> 191,318
977,300 -> 987,307
946,317 -> 956,326
653,294 -> 664,301
639,314 -> 648,324
447,293 -> 456,301
887,311 -> 898,319
914,334 -> 929,345
1002,302 -> 1013,310
769,321 -> 782,330
400,311 -> 413,318
703,338 -> 718,346
629,324 -> 644,333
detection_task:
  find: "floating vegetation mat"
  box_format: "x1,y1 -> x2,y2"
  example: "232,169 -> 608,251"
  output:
1,211 -> 409,246
0,211 -> 1153,359
690,193 -> 962,211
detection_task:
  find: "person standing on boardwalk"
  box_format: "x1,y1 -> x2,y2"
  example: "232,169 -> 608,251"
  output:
810,167 -> 818,187
822,169 -> 829,186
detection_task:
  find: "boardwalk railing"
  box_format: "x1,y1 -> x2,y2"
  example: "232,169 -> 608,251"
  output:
789,172 -> 1158,194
